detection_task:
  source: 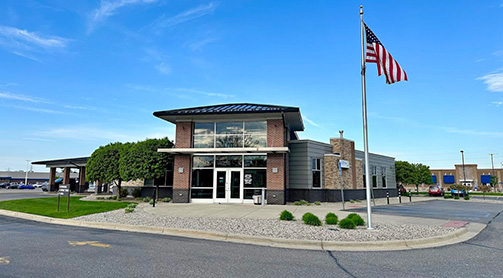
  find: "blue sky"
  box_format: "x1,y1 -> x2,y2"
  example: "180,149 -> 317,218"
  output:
0,0 -> 502,172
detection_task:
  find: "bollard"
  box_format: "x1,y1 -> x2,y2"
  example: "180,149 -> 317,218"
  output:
409,190 -> 412,202
398,191 -> 402,203
386,191 -> 389,205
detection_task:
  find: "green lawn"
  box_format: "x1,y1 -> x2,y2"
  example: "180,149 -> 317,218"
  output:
0,197 -> 131,219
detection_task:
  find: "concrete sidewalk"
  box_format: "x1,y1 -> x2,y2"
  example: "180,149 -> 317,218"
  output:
0,197 -> 487,251
141,196 -> 449,227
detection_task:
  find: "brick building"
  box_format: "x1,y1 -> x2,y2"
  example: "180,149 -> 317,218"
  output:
154,103 -> 397,204
430,165 -> 503,190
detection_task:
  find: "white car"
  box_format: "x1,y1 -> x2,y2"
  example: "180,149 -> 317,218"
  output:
33,183 -> 42,188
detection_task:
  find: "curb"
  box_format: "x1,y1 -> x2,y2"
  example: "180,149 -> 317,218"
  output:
0,209 -> 484,251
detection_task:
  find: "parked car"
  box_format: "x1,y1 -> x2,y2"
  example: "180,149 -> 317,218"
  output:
451,189 -> 467,197
7,182 -> 19,189
41,182 -> 49,192
19,184 -> 35,190
0,182 -> 10,188
428,185 -> 444,196
397,184 -> 407,194
33,183 -> 42,188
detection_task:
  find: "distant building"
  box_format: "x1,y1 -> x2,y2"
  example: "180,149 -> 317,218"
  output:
0,171 -> 50,184
430,165 -> 503,189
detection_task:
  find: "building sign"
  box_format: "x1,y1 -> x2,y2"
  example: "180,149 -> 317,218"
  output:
244,174 -> 252,185
338,160 -> 349,169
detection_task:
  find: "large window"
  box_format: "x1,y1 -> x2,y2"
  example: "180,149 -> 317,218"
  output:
371,166 -> 377,187
193,121 -> 267,148
191,155 -> 267,199
191,155 -> 214,199
312,158 -> 321,188
381,167 -> 387,188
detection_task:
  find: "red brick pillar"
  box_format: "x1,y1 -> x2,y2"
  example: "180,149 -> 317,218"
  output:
49,167 -> 56,191
78,166 -> 86,193
63,167 -> 71,185
266,119 -> 286,204
173,121 -> 192,203
267,153 -> 286,204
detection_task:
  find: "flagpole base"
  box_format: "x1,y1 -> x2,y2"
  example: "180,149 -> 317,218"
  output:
366,226 -> 375,230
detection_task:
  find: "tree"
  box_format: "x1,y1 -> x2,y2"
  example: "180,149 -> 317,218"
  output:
491,176 -> 499,187
119,138 -> 174,186
395,161 -> 415,185
395,161 -> 432,192
86,142 -> 129,196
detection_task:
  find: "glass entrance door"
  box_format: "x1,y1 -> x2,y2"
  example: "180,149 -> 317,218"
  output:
213,169 -> 243,203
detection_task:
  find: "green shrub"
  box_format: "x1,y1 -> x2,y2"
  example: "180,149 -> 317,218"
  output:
162,197 -> 172,203
347,213 -> 365,226
119,188 -> 129,198
127,203 -> 138,208
454,196 -> 460,200
314,201 -> 321,206
294,200 -> 309,206
339,218 -> 356,229
149,199 -> 154,205
464,195 -> 470,200
279,210 -> 294,221
135,197 -> 143,200
117,198 -> 122,201
325,213 -> 338,225
125,207 -> 134,213
349,199 -> 355,203
132,188 -> 142,198
302,213 -> 322,226
111,195 -> 117,200
96,197 -> 105,200
143,197 -> 152,203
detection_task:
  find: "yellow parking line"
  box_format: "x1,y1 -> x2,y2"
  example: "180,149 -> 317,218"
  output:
68,241 -> 111,248
0,257 -> 10,265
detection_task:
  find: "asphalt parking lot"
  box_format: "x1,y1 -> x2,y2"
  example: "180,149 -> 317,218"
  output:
347,199 -> 502,223
0,188 -> 51,201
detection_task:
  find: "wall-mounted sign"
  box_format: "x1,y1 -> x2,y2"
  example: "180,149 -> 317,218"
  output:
244,174 -> 252,185
338,160 -> 350,169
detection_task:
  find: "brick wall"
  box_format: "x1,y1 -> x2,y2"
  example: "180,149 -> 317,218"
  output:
267,153 -> 285,204
173,154 -> 191,203
175,122 -> 192,148
267,119 -> 285,147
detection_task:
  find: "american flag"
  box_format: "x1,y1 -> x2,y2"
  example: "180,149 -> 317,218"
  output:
365,23 -> 407,84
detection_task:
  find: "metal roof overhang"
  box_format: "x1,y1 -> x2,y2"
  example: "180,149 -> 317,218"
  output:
158,147 -> 289,154
32,157 -> 89,168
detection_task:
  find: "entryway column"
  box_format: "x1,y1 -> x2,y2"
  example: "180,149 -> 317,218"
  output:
49,167 -> 56,191
173,154 -> 190,203
63,167 -> 71,185
78,166 -> 86,193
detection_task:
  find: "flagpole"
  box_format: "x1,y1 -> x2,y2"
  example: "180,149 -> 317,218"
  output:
360,5 -> 373,229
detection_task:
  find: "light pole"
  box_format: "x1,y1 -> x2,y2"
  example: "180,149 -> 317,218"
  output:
489,153 -> 496,192
24,160 -> 31,185
460,150 -> 466,186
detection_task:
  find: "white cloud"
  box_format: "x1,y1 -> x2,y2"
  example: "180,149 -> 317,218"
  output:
444,127 -> 503,137
0,92 -> 41,103
478,72 -> 503,92
0,26 -> 68,48
155,62 -> 171,75
493,50 -> 503,56
37,126 -> 171,143
302,116 -> 322,128
492,101 -> 503,107
172,88 -> 234,99
88,0 -> 157,33
148,2 -> 217,33
9,105 -> 63,114
186,36 -> 218,51
0,26 -> 69,61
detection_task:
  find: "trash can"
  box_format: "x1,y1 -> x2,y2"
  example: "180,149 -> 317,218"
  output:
253,195 -> 261,205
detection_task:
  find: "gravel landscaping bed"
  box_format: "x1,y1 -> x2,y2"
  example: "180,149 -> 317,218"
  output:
74,205 -> 458,242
